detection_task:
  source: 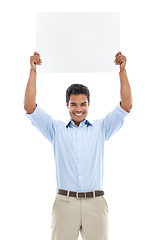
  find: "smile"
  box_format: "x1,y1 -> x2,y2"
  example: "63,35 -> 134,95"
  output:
74,113 -> 84,116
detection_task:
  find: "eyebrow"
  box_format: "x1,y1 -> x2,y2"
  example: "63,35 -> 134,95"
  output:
70,102 -> 88,105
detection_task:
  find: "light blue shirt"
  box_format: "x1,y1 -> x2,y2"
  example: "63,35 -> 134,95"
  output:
26,102 -> 130,192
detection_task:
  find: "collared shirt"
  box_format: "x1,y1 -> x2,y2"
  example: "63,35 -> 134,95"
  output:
26,102 -> 130,192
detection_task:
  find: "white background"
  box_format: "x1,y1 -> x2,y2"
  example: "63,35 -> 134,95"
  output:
0,1 -> 159,240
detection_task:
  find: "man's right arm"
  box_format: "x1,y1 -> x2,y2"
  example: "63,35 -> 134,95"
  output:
24,51 -> 42,114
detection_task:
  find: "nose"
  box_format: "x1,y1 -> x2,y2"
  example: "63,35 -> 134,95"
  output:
75,105 -> 82,112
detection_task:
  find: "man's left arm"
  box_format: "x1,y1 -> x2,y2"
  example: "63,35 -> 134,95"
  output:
115,52 -> 133,112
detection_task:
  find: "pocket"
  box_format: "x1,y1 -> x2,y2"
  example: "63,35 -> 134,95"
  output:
102,196 -> 109,213
52,195 -> 60,214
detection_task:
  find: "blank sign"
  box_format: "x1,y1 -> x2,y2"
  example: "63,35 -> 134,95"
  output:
36,12 -> 120,73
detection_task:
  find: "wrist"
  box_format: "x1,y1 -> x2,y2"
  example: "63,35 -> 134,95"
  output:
119,68 -> 126,73
30,68 -> 36,73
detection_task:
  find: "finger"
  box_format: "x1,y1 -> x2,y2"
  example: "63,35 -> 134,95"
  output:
116,54 -> 125,60
114,60 -> 120,65
115,54 -> 124,62
118,58 -> 126,65
116,57 -> 126,64
37,59 -> 42,65
31,55 -> 42,62
114,57 -> 126,65
30,57 -> 40,65
34,51 -> 38,54
116,56 -> 126,62
31,55 -> 40,59
30,57 -> 38,64
115,51 -> 122,58
34,52 -> 39,56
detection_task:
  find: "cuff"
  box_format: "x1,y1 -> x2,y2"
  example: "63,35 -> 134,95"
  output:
25,104 -> 39,120
115,102 -> 131,120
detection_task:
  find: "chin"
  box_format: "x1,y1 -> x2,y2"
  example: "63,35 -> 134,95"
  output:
75,117 -> 85,123
71,116 -> 85,123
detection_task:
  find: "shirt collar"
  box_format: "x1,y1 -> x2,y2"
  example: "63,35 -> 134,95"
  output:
66,119 -> 92,128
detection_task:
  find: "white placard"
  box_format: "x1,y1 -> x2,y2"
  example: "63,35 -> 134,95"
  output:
36,12 -> 120,73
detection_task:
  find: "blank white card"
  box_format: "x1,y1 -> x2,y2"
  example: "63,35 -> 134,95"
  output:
36,12 -> 120,73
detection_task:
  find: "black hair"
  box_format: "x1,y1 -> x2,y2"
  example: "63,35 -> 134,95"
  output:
66,84 -> 90,104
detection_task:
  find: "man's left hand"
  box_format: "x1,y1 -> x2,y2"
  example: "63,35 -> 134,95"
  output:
114,52 -> 126,72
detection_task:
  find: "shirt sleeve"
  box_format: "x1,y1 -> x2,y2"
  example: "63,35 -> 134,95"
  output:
102,102 -> 131,141
25,104 -> 59,143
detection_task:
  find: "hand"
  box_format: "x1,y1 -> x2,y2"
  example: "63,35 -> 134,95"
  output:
114,52 -> 126,72
30,51 -> 42,72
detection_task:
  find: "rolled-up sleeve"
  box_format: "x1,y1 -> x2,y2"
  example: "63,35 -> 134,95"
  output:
26,105 -> 59,143
103,102 -> 131,141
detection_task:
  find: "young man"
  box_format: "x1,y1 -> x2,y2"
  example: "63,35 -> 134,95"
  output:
24,51 -> 132,240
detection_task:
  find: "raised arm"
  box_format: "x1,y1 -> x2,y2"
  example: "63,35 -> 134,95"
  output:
114,52 -> 133,112
24,51 -> 42,114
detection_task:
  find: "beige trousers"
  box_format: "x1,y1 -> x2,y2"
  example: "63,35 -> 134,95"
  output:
51,191 -> 109,240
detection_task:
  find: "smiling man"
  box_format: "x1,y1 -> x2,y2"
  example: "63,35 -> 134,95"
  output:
66,87 -> 90,127
24,51 -> 132,240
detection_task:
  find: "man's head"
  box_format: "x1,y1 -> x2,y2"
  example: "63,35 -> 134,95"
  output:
66,84 -> 90,127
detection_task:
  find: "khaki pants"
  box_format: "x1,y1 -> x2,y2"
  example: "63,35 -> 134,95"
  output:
51,191 -> 109,240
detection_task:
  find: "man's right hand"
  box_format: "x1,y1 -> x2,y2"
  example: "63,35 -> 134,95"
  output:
24,52 -> 42,113
30,51 -> 42,72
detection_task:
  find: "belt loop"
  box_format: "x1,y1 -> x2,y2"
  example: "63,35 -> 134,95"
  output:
93,191 -> 95,198
67,190 -> 70,198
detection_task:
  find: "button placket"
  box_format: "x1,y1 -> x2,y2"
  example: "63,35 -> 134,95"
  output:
76,128 -> 81,189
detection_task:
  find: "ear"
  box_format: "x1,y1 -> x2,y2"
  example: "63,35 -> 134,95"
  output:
66,102 -> 69,109
88,102 -> 90,107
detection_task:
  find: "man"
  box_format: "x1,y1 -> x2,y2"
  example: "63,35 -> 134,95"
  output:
24,51 -> 132,240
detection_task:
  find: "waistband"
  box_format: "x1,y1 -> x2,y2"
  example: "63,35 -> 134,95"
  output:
57,189 -> 104,198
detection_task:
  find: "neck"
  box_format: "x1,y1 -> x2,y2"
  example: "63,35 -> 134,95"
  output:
72,119 -> 85,127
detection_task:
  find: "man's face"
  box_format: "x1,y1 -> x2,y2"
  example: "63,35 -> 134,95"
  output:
66,94 -> 90,127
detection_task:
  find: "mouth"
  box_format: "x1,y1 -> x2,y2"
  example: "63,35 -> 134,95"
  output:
73,112 -> 84,117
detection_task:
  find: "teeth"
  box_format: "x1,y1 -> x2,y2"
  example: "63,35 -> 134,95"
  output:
75,113 -> 83,116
